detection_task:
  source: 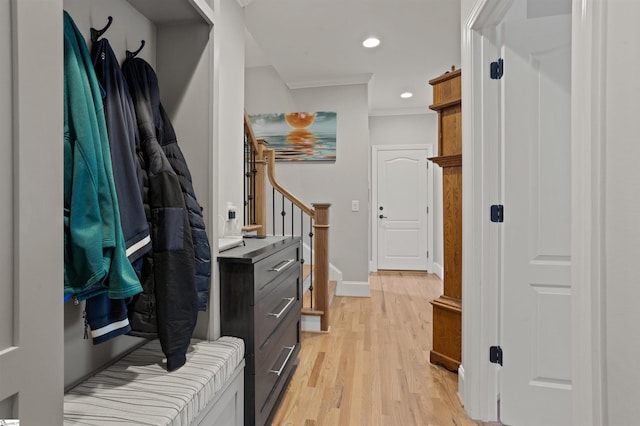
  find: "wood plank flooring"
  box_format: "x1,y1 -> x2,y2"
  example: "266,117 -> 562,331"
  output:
271,271 -> 482,426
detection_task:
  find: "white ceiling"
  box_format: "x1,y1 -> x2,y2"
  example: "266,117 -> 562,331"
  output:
243,0 -> 461,116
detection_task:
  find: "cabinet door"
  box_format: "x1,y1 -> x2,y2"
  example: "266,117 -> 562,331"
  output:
0,0 -> 64,423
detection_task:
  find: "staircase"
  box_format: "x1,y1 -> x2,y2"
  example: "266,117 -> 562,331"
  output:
243,111 -> 334,332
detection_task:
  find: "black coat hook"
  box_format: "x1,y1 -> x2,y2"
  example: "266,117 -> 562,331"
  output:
90,16 -> 113,43
126,40 -> 146,59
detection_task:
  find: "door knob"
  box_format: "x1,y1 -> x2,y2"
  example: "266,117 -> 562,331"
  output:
379,214 -> 387,219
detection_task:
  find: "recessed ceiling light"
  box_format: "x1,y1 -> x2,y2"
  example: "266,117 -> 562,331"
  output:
362,37 -> 380,48
400,92 -> 413,99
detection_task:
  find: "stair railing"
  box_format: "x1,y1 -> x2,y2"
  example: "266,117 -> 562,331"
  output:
243,111 -> 331,331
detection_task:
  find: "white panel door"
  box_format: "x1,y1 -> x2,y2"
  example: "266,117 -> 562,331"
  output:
500,14 -> 572,426
0,0 -> 63,423
376,148 -> 428,270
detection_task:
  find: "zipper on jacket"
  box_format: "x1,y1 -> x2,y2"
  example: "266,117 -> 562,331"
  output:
82,310 -> 89,340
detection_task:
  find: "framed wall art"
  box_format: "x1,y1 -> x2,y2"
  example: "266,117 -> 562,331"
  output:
249,111 -> 337,161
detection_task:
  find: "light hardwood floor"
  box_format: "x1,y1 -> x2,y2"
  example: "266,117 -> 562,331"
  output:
271,271 -> 482,426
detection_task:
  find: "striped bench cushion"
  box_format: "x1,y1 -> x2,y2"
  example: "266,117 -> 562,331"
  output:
64,336 -> 245,426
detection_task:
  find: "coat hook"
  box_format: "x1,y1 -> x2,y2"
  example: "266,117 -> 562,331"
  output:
126,40 -> 146,59
90,16 -> 113,43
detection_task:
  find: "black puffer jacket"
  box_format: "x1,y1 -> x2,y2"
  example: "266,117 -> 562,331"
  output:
122,57 -> 198,371
126,57 -> 211,312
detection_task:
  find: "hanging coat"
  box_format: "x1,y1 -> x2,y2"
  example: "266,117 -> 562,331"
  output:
123,57 -> 211,311
92,38 -> 151,267
63,11 -> 142,301
122,56 -> 199,371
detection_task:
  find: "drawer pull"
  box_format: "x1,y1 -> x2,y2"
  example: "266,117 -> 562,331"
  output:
268,297 -> 296,319
269,258 -> 296,272
269,345 -> 296,377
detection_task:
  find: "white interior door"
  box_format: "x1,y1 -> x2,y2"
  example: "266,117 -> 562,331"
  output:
0,0 -> 64,423
500,14 -> 572,426
375,147 -> 429,271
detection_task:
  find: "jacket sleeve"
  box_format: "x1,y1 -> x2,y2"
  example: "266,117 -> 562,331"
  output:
146,145 -> 198,371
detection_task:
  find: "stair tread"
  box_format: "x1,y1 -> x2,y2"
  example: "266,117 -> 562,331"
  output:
302,279 -> 337,309
302,264 -> 311,281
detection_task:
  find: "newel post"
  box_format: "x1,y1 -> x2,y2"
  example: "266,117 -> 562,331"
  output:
312,203 -> 331,331
254,140 -> 268,237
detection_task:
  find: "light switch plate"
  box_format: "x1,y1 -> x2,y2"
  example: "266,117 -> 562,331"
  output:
351,200 -> 359,212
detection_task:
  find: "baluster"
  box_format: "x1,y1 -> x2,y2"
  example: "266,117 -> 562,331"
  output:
281,193 -> 286,237
291,201 -> 294,237
272,187 -> 276,236
251,148 -> 257,225
309,215 -> 314,310
244,134 -> 250,225
300,209 -> 305,305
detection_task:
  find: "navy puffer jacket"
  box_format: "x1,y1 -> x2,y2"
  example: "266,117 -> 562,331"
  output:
122,57 -> 203,371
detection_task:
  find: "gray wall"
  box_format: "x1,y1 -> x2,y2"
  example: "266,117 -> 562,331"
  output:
245,67 -> 370,282
369,114 -> 443,275
205,0 -> 246,341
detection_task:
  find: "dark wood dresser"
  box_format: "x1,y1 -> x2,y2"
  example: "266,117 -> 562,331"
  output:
218,236 -> 302,426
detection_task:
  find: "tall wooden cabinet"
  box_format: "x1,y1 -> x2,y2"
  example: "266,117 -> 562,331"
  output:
428,68 -> 462,372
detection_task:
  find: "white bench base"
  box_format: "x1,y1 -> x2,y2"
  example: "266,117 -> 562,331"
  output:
64,337 -> 245,426
193,359 -> 244,426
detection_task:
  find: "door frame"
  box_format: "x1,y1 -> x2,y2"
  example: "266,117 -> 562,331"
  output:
461,0 -> 605,423
371,144 -> 434,272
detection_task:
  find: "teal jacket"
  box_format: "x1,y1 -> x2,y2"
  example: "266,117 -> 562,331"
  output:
63,11 -> 142,300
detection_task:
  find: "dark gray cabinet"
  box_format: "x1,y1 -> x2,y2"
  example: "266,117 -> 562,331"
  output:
218,236 -> 301,426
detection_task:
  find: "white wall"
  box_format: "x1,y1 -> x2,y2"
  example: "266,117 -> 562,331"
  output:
216,0 -> 245,237
245,67 -> 370,282
604,1 -> 640,423
245,65 -> 296,112
368,114 -> 444,275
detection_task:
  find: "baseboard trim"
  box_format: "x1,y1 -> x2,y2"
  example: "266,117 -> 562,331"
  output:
301,315 -> 321,332
432,262 -> 444,280
458,364 -> 465,406
336,280 -> 370,297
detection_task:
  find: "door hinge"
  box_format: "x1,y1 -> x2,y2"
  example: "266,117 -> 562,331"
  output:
490,58 -> 504,79
426,206 -> 429,214
490,204 -> 504,223
490,346 -> 503,366
426,251 -> 429,259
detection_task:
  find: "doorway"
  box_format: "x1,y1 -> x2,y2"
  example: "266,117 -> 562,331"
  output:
461,0 -> 574,423
371,145 -> 434,272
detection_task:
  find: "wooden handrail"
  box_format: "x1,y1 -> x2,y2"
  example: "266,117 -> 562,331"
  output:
265,149 -> 316,218
244,110 -> 261,154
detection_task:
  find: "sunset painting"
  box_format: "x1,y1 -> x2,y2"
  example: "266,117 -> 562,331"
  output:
249,111 -> 337,161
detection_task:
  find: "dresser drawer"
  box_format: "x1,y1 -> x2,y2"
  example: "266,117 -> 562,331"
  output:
255,266 -> 300,350
254,314 -> 299,419
254,244 -> 299,298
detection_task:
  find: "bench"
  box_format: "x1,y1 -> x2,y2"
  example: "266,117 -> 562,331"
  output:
64,337 -> 245,425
